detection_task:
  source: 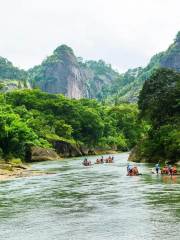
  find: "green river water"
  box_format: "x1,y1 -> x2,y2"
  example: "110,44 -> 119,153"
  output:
0,153 -> 180,240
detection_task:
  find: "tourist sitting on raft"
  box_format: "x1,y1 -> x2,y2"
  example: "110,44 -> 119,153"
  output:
83,158 -> 91,166
172,166 -> 177,174
161,165 -> 169,174
96,156 -> 104,164
105,156 -> 114,163
161,164 -> 177,175
96,156 -> 114,164
96,158 -> 101,164
127,163 -> 139,176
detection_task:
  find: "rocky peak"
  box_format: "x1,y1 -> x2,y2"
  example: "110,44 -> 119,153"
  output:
53,45 -> 77,65
54,44 -> 74,56
30,44 -> 86,98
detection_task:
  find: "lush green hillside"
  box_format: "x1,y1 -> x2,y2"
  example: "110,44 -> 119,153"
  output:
0,89 -> 146,161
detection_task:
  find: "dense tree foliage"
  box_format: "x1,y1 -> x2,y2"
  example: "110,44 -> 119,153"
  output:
0,89 -> 145,161
137,68 -> 180,163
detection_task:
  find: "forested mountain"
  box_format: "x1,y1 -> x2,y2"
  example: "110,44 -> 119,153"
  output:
105,31 -> 180,103
29,31 -> 179,102
28,45 -> 120,99
0,31 -> 179,102
0,46 -> 119,98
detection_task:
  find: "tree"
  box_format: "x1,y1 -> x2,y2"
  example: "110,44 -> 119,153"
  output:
138,68 -> 180,162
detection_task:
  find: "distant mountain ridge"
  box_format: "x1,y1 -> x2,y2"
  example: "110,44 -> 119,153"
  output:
0,31 -> 179,101
105,31 -> 180,103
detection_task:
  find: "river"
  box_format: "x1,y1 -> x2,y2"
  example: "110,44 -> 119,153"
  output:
0,153 -> 180,240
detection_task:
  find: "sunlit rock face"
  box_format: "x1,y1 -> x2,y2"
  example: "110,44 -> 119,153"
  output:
67,66 -> 84,99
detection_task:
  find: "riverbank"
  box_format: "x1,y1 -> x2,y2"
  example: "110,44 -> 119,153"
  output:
128,146 -> 180,164
28,146 -> 119,160
0,163 -> 50,181
0,149 -> 119,181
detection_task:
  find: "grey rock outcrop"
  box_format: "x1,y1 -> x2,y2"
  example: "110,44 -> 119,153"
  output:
54,141 -> 83,157
29,45 -> 87,98
160,32 -> 180,72
30,147 -> 60,162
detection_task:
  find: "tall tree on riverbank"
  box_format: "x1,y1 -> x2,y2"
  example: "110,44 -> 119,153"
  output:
137,68 -> 180,163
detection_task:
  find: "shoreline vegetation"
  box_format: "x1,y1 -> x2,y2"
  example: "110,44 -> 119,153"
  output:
0,89 -> 145,164
129,69 -> 180,164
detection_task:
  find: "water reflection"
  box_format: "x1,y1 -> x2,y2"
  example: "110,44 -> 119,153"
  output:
162,175 -> 178,184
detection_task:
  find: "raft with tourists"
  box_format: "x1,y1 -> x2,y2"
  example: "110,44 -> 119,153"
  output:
127,162 -> 179,177
126,163 -> 142,176
82,156 -> 114,166
82,156 -> 179,177
152,163 -> 179,176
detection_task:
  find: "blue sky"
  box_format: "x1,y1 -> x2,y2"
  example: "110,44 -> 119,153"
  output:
0,0 -> 179,72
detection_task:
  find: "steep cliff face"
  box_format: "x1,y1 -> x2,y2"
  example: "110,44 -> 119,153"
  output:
29,45 -> 86,98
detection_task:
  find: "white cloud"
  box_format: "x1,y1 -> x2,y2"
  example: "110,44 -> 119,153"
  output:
0,0 -> 179,72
